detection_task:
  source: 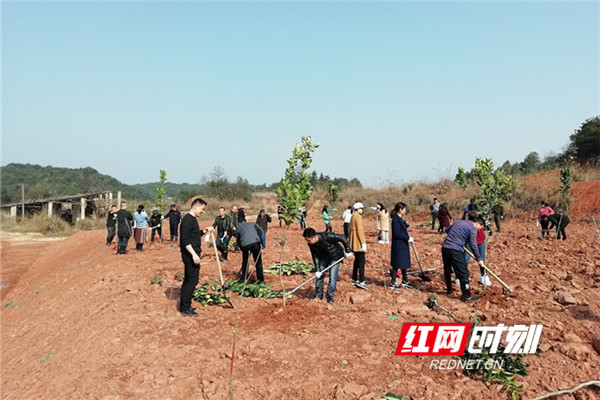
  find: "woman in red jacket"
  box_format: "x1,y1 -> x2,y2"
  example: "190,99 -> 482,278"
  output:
538,201 -> 555,239
437,203 -> 452,234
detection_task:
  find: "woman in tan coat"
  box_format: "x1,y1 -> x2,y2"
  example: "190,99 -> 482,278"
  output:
349,202 -> 369,290
376,203 -> 390,244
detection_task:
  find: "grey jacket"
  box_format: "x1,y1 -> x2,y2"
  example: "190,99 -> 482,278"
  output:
235,222 -> 264,248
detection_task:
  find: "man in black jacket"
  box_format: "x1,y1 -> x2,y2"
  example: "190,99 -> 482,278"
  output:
149,209 -> 163,242
303,227 -> 352,304
235,222 -> 265,284
106,205 -> 118,246
212,207 -> 231,261
179,198 -> 214,317
116,202 -> 133,254
164,204 -> 182,242
255,209 -> 272,248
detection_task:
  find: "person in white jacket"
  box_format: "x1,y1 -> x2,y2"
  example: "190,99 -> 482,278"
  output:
342,206 -> 353,238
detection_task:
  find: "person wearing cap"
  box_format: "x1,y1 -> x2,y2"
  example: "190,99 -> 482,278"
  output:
164,204 -> 182,242
349,202 -> 370,290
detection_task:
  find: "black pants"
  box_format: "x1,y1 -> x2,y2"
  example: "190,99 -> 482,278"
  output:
343,223 -> 350,238
151,227 -> 162,242
540,218 -> 550,237
551,218 -> 570,240
325,223 -> 332,232
442,247 -> 471,299
493,214 -> 501,233
431,212 -> 438,229
216,234 -> 230,260
170,224 -> 178,241
239,242 -> 264,282
352,251 -> 366,282
107,227 -> 116,245
180,252 -> 200,311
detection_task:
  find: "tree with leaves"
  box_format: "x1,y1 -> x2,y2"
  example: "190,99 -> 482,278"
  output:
275,136 -> 320,226
468,158 -> 518,228
155,170 -> 167,212
570,116 -> 599,160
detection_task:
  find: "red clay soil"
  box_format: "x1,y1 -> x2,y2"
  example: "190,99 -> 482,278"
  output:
1,215 -> 600,400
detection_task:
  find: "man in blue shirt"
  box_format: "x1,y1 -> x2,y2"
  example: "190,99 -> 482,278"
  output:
442,217 -> 485,302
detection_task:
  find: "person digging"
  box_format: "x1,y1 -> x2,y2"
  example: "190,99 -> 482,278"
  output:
441,217 -> 486,302
303,227 -> 353,304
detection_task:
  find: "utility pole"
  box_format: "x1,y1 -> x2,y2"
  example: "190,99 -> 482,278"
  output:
18,184 -> 25,219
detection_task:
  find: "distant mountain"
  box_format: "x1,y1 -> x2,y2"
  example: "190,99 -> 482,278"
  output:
0,163 -> 149,204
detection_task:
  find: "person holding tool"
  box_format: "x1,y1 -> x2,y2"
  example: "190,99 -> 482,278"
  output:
179,198 -> 214,317
349,202 -> 370,290
390,202 -> 414,289
303,227 -> 352,304
212,207 -> 231,261
441,217 -> 486,302
149,208 -> 163,242
235,221 -> 265,284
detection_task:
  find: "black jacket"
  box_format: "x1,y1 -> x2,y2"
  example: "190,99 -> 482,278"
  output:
256,214 -> 272,232
548,214 -> 570,229
149,212 -> 162,228
164,209 -> 181,225
307,232 -> 350,269
106,211 -> 118,228
213,215 -> 231,236
116,209 -> 133,237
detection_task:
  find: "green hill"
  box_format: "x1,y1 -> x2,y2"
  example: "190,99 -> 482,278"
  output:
0,163 -> 148,204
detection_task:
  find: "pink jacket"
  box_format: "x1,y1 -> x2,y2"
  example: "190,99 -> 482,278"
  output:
538,206 -> 554,220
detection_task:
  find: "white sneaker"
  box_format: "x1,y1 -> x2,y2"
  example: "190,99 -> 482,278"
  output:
479,274 -> 491,287
454,278 -> 460,286
378,240 -> 385,244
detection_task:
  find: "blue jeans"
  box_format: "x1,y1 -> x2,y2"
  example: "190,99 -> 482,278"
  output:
118,236 -> 129,250
315,258 -> 340,300
261,231 -> 266,249
465,240 -> 487,274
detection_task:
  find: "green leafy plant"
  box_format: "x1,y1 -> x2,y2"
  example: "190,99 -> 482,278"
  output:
467,158 -> 518,229
274,234 -> 289,306
416,221 -> 433,228
380,394 -> 411,400
329,184 -> 339,207
151,275 -> 164,286
192,283 -> 231,306
224,279 -> 292,299
155,170 -> 167,213
455,167 -> 468,189
275,136 -> 320,226
175,272 -> 184,282
266,260 -> 315,276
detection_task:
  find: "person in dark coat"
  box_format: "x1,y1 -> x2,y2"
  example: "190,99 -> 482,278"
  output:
164,204 -> 182,242
116,201 -> 134,254
255,209 -> 272,248
212,207 -> 231,261
237,207 -> 247,223
303,228 -> 352,303
548,213 -> 570,240
106,205 -> 118,246
149,209 -> 163,242
437,203 -> 452,234
390,202 -> 414,289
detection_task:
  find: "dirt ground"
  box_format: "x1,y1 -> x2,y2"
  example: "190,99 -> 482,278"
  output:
1,213 -> 600,400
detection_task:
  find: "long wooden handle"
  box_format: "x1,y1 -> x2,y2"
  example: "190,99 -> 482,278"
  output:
410,241 -> 425,274
463,247 -> 513,293
211,231 -> 225,286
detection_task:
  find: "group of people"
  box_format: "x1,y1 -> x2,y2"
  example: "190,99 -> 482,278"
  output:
178,199 -> 270,317
107,194 -> 574,316
106,203 -> 182,254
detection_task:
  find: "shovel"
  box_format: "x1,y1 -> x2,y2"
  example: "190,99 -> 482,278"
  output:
410,241 -> 432,282
288,257 -> 345,295
210,231 -> 235,308
463,247 -> 513,294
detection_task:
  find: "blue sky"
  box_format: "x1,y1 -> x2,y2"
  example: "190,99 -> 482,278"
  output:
2,1 -> 598,188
